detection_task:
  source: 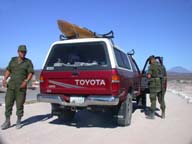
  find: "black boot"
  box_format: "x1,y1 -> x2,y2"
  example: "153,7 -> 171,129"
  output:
16,117 -> 22,129
1,117 -> 11,130
146,111 -> 155,119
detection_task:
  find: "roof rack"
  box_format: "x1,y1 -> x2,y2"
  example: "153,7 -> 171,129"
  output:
59,30 -> 114,40
94,31 -> 114,39
59,34 -> 77,40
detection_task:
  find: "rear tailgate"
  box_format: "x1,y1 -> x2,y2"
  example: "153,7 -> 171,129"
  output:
40,70 -> 113,95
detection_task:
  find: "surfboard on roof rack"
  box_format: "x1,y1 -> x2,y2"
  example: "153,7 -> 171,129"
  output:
57,20 -> 95,39
57,19 -> 114,40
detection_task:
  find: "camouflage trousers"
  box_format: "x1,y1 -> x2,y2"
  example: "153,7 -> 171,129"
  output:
149,90 -> 166,112
5,87 -> 26,118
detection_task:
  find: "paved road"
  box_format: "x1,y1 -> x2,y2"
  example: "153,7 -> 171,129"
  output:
0,91 -> 192,144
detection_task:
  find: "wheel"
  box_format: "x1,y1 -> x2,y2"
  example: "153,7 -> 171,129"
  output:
117,93 -> 133,126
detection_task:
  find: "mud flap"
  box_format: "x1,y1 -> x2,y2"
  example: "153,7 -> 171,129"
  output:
117,93 -> 133,126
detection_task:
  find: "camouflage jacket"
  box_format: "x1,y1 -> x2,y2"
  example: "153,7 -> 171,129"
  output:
148,62 -> 161,93
6,57 -> 34,89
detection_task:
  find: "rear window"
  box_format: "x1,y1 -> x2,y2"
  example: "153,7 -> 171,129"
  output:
44,41 -> 111,71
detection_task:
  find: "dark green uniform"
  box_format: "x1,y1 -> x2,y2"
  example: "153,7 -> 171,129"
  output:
148,62 -> 161,113
5,57 -> 34,118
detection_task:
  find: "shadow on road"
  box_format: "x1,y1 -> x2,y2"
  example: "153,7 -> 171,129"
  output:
21,114 -> 52,128
20,102 -> 155,129
133,101 -> 148,114
132,102 -> 161,118
49,110 -> 118,128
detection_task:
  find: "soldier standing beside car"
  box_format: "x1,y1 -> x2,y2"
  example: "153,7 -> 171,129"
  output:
146,55 -> 162,119
1,45 -> 34,130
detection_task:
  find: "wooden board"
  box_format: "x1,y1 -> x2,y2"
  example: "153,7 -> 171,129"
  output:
57,20 -> 95,38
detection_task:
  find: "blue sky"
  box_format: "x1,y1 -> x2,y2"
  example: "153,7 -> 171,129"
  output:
0,0 -> 192,70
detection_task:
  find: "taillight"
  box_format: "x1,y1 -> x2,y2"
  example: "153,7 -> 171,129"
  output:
40,75 -> 44,83
111,70 -> 120,94
112,75 -> 120,83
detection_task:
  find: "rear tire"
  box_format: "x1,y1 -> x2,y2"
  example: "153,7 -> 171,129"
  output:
117,93 -> 133,126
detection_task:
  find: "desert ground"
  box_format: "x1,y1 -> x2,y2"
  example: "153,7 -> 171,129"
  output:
168,80 -> 192,103
0,80 -> 192,144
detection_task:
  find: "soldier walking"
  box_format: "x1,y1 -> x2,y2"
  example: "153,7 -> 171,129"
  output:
146,55 -> 165,119
1,45 -> 34,130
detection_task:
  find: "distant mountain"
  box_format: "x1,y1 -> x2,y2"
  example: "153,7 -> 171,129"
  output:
168,66 -> 191,73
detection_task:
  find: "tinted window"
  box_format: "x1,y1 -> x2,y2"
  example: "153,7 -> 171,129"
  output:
114,48 -> 131,70
122,53 -> 131,69
114,49 -> 124,67
44,42 -> 111,71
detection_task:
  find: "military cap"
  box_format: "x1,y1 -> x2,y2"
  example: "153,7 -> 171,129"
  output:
18,45 -> 27,52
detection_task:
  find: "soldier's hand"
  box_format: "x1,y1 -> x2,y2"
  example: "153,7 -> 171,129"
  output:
20,81 -> 27,88
147,73 -> 151,79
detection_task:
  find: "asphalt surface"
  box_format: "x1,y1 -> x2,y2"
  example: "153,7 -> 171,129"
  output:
0,91 -> 192,144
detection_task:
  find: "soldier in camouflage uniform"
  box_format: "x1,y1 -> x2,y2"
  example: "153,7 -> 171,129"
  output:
146,55 -> 162,119
1,45 -> 34,130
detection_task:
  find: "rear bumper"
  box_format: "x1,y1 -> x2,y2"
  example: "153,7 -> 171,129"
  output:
37,93 -> 119,107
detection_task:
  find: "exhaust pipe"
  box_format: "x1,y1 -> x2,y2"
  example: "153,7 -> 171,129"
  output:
71,107 -> 76,112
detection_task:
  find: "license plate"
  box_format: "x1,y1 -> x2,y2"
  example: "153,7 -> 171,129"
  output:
70,97 -> 85,104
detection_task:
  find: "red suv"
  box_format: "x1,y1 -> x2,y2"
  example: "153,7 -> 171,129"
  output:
37,37 -> 141,126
